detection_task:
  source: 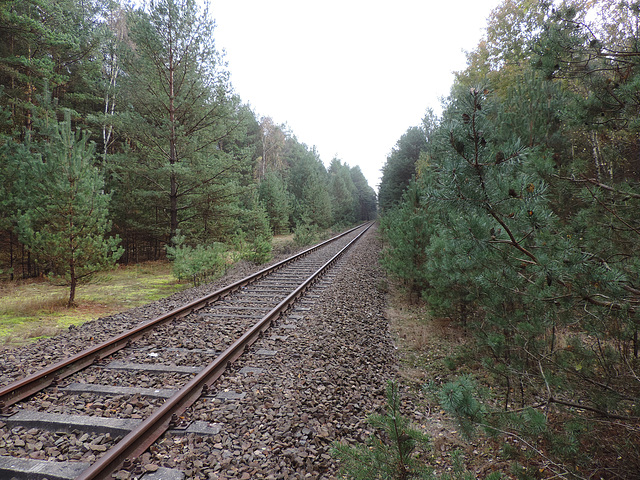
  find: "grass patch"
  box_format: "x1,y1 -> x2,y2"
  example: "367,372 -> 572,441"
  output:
0,232 -> 322,348
0,261 -> 188,348
271,233 -> 296,255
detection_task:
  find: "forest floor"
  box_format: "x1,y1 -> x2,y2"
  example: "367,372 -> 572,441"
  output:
386,279 -> 640,479
0,234 -> 301,349
0,261 -> 188,348
384,283 -> 512,478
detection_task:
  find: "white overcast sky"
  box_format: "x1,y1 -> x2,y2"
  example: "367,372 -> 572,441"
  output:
211,0 -> 503,190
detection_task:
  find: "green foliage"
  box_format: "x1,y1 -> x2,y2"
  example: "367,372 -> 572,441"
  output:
380,3 -> 640,477
333,381 -> 496,480
165,233 -> 228,287
258,171 -> 292,234
232,195 -> 273,265
350,165 -> 378,221
0,89 -> 19,226
0,0 -> 104,131
293,221 -> 318,247
380,181 -> 433,300
0,0 -> 379,279
299,177 -> 334,229
244,234 -> 273,265
378,126 -> 428,212
332,381 -> 433,480
285,141 -> 334,229
438,376 -> 487,440
328,158 -> 359,226
117,0 -> 239,241
17,110 -> 123,306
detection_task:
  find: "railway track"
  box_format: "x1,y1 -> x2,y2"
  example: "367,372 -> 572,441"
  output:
0,223 -> 374,480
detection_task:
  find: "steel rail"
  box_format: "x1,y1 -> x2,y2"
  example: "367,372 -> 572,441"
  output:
0,224 -> 365,411
76,222 -> 373,480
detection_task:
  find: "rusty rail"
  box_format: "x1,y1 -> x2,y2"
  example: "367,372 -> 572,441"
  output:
0,224 -> 366,411
75,221 -> 372,480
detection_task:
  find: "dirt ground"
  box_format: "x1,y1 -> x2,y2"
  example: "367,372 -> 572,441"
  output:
384,284 -> 514,478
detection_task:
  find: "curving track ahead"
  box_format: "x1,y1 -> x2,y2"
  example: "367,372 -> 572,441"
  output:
0,223 -> 373,480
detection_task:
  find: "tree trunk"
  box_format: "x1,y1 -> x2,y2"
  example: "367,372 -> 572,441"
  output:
170,172 -> 178,240
9,233 -> 14,281
168,31 -> 179,241
591,131 -> 604,180
68,262 -> 76,307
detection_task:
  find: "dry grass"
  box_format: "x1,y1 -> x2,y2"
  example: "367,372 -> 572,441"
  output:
4,321 -> 63,344
0,262 -> 187,348
387,290 -> 469,386
0,287 -> 68,316
272,233 -> 295,249
384,281 -> 505,477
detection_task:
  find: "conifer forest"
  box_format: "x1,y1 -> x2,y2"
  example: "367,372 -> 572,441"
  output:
378,1 -> 640,478
0,0 -> 377,306
2,0 -> 640,477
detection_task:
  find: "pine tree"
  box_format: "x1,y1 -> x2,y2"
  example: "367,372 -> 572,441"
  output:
117,0 -> 238,242
380,181 -> 432,301
328,158 -> 358,226
234,190 -> 273,264
378,126 -> 428,212
285,140 -> 333,229
17,111 -> 123,307
379,1 -> 640,476
0,0 -> 104,131
350,166 -> 378,221
332,381 -> 433,480
258,171 -> 292,235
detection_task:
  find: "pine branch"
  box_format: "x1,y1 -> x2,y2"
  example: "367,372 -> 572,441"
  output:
487,210 -> 539,264
554,174 -> 640,200
477,421 -> 587,480
582,182 -> 640,237
583,293 -> 637,314
546,396 -> 640,422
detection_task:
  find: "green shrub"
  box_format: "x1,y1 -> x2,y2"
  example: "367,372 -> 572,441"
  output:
333,379 -> 505,479
245,234 -> 272,264
332,381 -> 433,480
438,376 -> 487,441
293,221 -> 318,246
166,234 -> 227,287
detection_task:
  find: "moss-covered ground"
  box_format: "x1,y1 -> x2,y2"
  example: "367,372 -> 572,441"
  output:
0,261 -> 188,347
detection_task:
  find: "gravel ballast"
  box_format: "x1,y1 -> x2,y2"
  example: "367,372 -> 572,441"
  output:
1,225 -> 400,479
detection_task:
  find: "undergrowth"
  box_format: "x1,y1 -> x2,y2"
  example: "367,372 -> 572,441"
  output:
332,380 -> 503,480
0,261 -> 186,347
